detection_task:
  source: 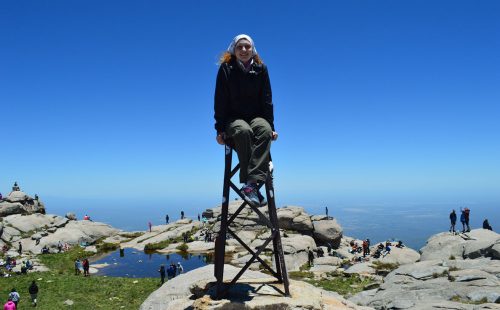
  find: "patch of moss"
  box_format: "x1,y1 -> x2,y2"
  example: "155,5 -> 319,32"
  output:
307,273 -> 374,297
451,295 -> 488,304
144,240 -> 171,251
176,243 -> 188,252
370,261 -> 399,272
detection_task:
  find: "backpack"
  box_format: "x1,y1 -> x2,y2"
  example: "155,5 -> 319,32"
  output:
9,292 -> 19,302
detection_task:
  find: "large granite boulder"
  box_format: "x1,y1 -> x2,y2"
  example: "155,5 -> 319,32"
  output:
277,206 -> 313,232
350,257 -> 500,309
2,214 -> 67,233
420,229 -> 500,261
0,191 -> 45,215
375,246 -> 420,265
0,202 -> 24,216
140,264 -> 371,310
19,220 -> 120,253
312,218 -> 343,248
4,191 -> 30,203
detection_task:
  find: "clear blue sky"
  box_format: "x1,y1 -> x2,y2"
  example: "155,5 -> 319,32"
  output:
1,1 -> 499,209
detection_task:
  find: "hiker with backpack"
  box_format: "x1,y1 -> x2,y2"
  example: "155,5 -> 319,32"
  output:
214,34 -> 277,208
8,289 -> 20,308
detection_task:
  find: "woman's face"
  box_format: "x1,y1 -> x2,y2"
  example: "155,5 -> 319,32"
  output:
234,39 -> 253,63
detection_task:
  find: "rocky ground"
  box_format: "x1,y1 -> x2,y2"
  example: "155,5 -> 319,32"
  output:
1,187 -> 499,309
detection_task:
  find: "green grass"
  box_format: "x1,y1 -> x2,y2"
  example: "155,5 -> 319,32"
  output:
1,246 -> 160,309
288,269 -> 374,297
144,240 -> 171,251
307,273 -> 373,297
451,295 -> 488,304
0,272 -> 159,309
370,261 -> 399,272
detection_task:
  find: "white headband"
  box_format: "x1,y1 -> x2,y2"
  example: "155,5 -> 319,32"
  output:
227,34 -> 258,56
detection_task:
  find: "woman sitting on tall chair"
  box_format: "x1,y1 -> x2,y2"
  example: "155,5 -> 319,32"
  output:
214,34 -> 278,207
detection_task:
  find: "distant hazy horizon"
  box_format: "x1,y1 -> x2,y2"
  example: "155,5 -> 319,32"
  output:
41,195 -> 499,251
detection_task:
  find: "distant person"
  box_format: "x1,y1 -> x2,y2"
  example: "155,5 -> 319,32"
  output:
3,298 -> 15,310
0,192 -> 3,201
307,247 -> 314,267
165,214 -> 169,224
28,280 -> 38,307
18,242 -> 22,255
82,258 -> 90,277
483,219 -> 493,231
177,262 -> 183,274
396,240 -> 405,248
148,221 -> 152,232
464,208 -> 471,232
325,206 -> 329,219
74,259 -> 82,275
449,210 -> 457,233
158,264 -> 166,284
8,289 -> 20,308
362,239 -> 369,257
460,209 -> 467,233
57,241 -> 63,253
198,214 -> 200,221
180,211 -> 185,220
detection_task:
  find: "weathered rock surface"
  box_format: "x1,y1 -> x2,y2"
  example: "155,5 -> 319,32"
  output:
312,217 -> 343,247
420,229 -> 500,261
140,264 -> 372,310
0,190 -> 45,216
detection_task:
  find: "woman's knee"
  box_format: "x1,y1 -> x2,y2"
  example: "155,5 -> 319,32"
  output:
227,120 -> 253,138
251,118 -> 272,137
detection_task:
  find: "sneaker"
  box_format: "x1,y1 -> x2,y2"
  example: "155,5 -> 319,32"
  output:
240,184 -> 260,207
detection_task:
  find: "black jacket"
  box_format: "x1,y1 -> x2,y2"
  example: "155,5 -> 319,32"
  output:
29,283 -> 38,294
214,58 -> 274,133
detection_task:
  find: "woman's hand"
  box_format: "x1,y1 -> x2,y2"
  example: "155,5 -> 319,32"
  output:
216,132 -> 226,145
272,131 -> 278,141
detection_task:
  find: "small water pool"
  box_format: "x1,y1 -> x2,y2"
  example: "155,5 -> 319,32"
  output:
92,248 -> 213,278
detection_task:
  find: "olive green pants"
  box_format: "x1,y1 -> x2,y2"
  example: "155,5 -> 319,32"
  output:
226,117 -> 272,184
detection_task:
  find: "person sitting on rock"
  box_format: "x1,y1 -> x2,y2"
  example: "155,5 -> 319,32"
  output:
383,242 -> 391,256
25,259 -> 33,270
317,247 -> 324,257
483,219 -> 493,231
396,240 -> 405,248
41,246 -> 50,254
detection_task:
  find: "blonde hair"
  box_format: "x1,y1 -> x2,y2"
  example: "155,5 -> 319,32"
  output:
218,52 -> 263,65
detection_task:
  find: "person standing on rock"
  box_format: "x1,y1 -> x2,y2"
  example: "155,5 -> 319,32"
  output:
148,221 -> 152,233
464,208 -> 471,232
460,209 -> 466,233
28,280 -> 38,307
166,214 -> 169,224
17,242 -> 22,255
158,264 -> 166,284
325,206 -> 329,219
307,247 -> 315,267
198,214 -> 200,221
214,34 -> 277,208
180,211 -> 184,220
449,210 -> 457,234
